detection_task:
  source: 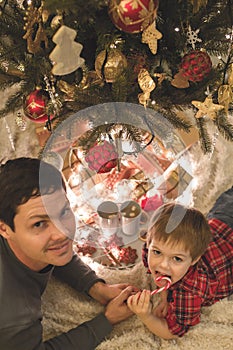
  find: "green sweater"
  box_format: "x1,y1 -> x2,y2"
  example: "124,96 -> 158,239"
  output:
0,236 -> 112,350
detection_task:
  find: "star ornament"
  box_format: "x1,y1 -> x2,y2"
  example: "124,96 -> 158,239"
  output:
142,21 -> 162,54
192,96 -> 224,120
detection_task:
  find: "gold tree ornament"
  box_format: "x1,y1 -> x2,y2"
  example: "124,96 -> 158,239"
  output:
141,20 -> 162,54
95,49 -> 127,83
154,73 -> 166,85
171,71 -> 189,88
218,85 -> 233,113
227,63 -> 233,87
138,68 -> 156,106
189,0 -> 208,13
23,3 -> 48,54
192,96 -> 224,120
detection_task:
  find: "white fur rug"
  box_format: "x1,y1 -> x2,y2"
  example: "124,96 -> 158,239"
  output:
42,135 -> 233,350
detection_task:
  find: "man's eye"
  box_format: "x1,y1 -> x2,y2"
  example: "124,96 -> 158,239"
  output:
34,221 -> 45,228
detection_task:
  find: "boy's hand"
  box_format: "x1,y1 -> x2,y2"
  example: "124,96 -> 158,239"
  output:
127,289 -> 152,319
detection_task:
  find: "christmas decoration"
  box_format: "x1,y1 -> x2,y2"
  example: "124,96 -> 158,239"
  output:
4,117 -> 15,151
118,246 -> 138,265
23,2 -> 48,54
186,25 -> 202,49
190,0 -> 208,13
108,0 -> 159,33
84,140 -> 118,173
228,64 -> 233,87
23,88 -> 54,123
1,0 -> 233,156
140,193 -> 163,211
76,243 -> 97,257
138,68 -> 156,105
15,112 -> 27,131
192,96 -> 224,120
171,50 -> 212,88
49,25 -> 85,76
141,20 -> 162,54
171,71 -> 190,88
181,50 -> 212,82
218,85 -> 233,113
95,49 -> 127,83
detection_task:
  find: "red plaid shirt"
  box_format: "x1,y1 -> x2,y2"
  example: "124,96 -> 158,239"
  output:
143,218 -> 233,336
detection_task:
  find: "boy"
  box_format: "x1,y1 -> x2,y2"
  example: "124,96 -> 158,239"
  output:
127,200 -> 233,339
0,157 -> 137,350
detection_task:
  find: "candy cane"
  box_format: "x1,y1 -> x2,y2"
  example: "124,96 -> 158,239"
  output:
151,276 -> 171,295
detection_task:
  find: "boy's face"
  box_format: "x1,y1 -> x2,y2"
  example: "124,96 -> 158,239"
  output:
0,189 -> 76,271
147,237 -> 199,286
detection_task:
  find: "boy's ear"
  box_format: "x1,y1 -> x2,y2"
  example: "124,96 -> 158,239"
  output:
191,255 -> 201,266
0,221 -> 10,239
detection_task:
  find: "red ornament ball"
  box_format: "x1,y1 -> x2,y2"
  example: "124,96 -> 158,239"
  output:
180,50 -> 212,82
108,0 -> 159,34
85,140 -> 118,173
24,88 -> 54,123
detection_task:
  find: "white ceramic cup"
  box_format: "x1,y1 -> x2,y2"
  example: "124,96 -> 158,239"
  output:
97,201 -> 119,237
120,200 -> 142,236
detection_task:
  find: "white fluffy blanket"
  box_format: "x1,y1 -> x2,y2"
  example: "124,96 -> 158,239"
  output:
42,138 -> 233,350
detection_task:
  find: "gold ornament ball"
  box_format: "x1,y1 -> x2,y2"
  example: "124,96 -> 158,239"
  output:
95,49 -> 127,83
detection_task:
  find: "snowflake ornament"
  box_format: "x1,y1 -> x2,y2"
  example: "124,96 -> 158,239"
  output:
186,25 -> 202,49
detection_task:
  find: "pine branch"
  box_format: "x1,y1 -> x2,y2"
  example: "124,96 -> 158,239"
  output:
195,117 -> 212,153
214,112 -> 233,141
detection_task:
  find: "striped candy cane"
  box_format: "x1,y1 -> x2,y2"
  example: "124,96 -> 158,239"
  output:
151,276 -> 171,295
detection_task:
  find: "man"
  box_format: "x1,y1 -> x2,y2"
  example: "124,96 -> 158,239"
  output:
0,157 -> 137,350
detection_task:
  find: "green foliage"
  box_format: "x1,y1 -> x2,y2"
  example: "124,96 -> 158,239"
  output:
0,0 -> 232,153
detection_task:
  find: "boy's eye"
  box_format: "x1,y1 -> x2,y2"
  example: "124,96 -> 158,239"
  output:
153,249 -> 161,255
61,206 -> 73,218
173,256 -> 183,262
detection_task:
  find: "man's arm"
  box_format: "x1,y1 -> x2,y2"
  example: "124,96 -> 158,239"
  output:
88,281 -> 139,305
53,253 -> 139,304
52,254 -> 106,294
43,286 -> 134,350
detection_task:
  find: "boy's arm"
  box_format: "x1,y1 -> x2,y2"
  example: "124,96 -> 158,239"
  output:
127,290 -> 177,340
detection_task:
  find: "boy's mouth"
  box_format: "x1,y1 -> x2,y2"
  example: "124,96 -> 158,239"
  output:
154,271 -> 172,285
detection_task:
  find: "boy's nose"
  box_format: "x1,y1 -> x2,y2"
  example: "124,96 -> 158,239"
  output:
158,257 -> 170,270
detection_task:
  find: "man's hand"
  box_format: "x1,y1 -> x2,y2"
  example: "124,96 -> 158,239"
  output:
104,286 -> 135,325
88,281 -> 139,305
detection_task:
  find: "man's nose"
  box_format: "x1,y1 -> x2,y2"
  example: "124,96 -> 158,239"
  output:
50,222 -> 69,240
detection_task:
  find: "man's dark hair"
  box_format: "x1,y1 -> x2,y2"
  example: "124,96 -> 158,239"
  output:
0,157 -> 66,231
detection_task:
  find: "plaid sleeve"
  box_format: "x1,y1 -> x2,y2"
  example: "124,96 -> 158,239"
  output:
165,289 -> 202,337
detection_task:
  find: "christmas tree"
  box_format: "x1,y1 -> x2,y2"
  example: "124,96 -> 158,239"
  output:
0,0 -> 232,153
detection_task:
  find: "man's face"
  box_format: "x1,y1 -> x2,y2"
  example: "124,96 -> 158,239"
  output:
147,238 -> 198,286
1,189 -> 76,271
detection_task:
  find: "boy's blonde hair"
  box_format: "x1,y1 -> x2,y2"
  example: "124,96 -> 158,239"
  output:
147,202 -> 212,261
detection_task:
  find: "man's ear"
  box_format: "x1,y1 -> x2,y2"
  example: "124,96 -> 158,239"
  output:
0,221 -> 10,239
